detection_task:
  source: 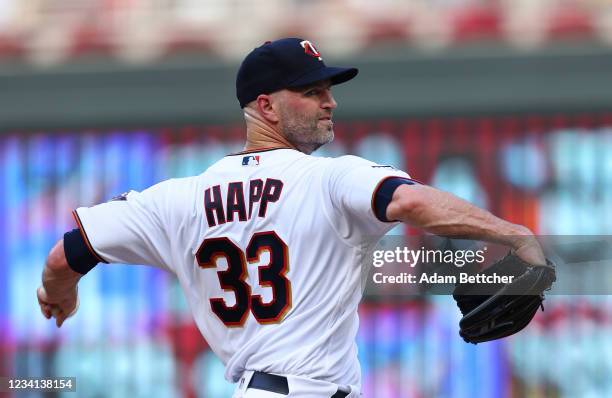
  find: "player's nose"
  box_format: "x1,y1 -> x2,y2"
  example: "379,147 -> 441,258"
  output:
321,89 -> 337,110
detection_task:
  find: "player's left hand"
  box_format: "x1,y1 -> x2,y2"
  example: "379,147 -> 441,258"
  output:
37,286 -> 79,328
453,252 -> 556,344
513,236 -> 546,265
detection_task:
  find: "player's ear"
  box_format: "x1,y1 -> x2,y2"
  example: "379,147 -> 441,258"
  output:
255,94 -> 280,123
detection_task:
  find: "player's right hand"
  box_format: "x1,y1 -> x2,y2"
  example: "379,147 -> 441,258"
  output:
37,286 -> 79,328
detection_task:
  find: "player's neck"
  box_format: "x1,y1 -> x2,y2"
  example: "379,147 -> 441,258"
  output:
243,108 -> 297,152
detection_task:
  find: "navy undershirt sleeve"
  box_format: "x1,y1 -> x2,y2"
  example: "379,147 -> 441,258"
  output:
63,228 -> 100,275
373,177 -> 419,222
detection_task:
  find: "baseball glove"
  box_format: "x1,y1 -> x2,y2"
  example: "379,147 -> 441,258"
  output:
453,252 -> 556,344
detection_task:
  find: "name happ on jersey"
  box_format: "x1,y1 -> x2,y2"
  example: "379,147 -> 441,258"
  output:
204,178 -> 284,227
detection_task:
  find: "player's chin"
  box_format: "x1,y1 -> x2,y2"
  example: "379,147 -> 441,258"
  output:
317,131 -> 334,147
307,131 -> 334,153
316,124 -> 334,139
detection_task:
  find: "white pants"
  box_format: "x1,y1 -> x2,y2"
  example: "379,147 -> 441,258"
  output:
232,370 -> 361,398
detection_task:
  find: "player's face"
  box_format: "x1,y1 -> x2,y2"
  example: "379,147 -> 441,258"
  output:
276,80 -> 337,154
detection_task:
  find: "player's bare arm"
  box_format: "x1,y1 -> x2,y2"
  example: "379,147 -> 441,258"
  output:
37,239 -> 81,327
386,184 -> 546,265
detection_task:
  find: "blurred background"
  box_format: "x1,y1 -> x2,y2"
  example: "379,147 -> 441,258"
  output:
1,0 -> 612,397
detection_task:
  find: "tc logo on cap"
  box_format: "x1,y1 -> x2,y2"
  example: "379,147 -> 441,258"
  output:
300,40 -> 322,61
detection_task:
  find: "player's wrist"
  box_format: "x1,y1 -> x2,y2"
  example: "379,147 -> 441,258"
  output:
42,265 -> 81,301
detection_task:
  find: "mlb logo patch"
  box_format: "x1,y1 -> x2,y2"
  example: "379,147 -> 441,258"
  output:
242,155 -> 260,166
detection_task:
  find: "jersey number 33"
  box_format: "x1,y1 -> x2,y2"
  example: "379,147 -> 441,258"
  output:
196,231 -> 292,327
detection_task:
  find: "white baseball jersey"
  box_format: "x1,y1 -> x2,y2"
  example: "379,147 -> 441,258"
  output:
74,148 -> 409,388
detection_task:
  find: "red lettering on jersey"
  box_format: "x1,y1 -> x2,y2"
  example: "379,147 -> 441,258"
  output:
259,179 -> 283,217
226,182 -> 247,222
205,185 -> 226,227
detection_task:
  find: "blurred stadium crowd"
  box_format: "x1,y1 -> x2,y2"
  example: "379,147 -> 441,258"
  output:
1,0 -> 612,64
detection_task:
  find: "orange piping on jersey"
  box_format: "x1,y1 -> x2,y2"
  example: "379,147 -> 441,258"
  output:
371,176 -> 422,223
371,176 -> 402,223
71,210 -> 109,264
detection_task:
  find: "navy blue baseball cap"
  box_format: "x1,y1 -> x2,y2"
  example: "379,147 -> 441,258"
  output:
236,38 -> 359,108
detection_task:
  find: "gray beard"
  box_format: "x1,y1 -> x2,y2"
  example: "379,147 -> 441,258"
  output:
282,123 -> 334,155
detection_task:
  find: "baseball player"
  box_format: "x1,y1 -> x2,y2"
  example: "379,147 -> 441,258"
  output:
38,38 -> 546,397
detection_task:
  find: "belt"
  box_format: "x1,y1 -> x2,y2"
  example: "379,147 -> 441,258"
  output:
247,371 -> 349,397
